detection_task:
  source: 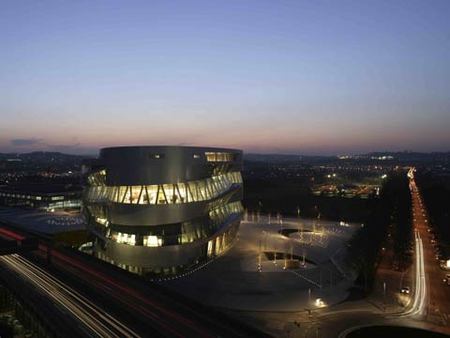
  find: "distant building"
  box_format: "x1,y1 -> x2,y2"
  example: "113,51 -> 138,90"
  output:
83,146 -> 243,276
0,184 -> 82,211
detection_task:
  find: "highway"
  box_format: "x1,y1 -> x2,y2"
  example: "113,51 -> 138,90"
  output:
31,245 -> 262,338
409,168 -> 450,326
0,254 -> 140,338
0,224 -> 268,337
285,168 -> 450,337
36,247 -> 213,337
400,229 -> 426,317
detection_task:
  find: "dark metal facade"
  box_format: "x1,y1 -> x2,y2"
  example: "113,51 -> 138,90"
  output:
83,146 -> 243,276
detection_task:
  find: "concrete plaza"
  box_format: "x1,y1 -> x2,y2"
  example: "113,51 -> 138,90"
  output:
163,214 -> 359,311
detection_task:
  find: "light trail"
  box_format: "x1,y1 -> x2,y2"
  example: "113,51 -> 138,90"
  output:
399,168 -> 427,318
394,232 -> 427,319
401,231 -> 426,317
40,247 -> 210,338
0,254 -> 140,338
0,227 -> 25,241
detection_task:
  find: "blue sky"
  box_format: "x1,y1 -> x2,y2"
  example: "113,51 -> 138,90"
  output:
1,0 -> 449,155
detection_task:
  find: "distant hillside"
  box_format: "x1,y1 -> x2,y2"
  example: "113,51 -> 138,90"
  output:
0,151 -> 93,161
244,151 -> 450,164
244,153 -> 333,162
363,151 -> 450,162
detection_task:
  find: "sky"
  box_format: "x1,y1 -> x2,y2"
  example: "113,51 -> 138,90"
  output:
1,0 -> 450,155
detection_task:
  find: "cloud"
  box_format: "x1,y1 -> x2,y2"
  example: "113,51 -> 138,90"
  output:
10,138 -> 42,146
6,138 -> 97,155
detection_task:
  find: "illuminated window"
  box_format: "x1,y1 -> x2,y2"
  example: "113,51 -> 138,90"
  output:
86,172 -> 242,205
87,170 -> 106,186
144,235 -> 162,247
205,152 -> 234,162
145,185 -> 157,204
116,232 -> 136,245
95,217 -> 108,226
117,186 -> 127,203
207,240 -> 214,257
157,185 -> 168,204
130,186 -> 142,204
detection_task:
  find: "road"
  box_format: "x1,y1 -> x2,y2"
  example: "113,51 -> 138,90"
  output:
22,243 -> 267,337
0,226 -> 269,337
399,229 -> 426,317
35,246 -> 215,337
409,168 -> 450,326
251,168 -> 450,337
0,254 -> 139,338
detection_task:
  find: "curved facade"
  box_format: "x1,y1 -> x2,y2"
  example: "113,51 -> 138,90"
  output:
83,146 -> 243,276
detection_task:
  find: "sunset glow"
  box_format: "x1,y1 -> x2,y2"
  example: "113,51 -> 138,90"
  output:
1,1 -> 449,155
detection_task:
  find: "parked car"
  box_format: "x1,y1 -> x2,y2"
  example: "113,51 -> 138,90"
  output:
400,286 -> 410,294
443,274 -> 450,286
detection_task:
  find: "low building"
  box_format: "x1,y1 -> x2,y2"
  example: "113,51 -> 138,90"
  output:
0,184 -> 82,211
83,146 -> 243,276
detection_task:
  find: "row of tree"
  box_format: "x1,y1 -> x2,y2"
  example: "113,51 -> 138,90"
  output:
390,173 -> 413,270
243,177 -> 378,223
346,171 -> 412,291
416,170 -> 450,258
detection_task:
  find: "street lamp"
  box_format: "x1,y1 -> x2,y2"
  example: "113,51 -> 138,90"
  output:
257,239 -> 262,272
315,298 -> 326,308
262,230 -> 267,250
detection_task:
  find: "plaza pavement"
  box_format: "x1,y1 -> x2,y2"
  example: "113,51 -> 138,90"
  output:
163,215 -> 359,312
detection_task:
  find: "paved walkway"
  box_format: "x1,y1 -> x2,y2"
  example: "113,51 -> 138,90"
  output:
162,216 -> 358,311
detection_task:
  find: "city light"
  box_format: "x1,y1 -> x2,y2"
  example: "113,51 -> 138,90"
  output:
315,298 -> 326,308
1,2 -> 449,337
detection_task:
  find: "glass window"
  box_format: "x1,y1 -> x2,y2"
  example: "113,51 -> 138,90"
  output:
118,186 -> 127,203
146,185 -> 157,204
144,235 -> 162,247
204,152 -> 234,162
163,184 -> 177,204
156,185 -> 167,204
176,183 -> 186,203
186,183 -> 194,202
86,171 -> 242,205
150,153 -> 165,159
123,186 -> 132,203
207,240 -> 214,257
130,186 -> 142,204
116,232 -> 136,245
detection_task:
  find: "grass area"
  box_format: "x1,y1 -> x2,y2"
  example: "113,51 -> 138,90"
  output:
243,177 -> 378,223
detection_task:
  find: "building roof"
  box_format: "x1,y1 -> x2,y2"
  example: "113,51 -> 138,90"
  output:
101,145 -> 241,153
0,183 -> 82,195
0,207 -> 86,235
